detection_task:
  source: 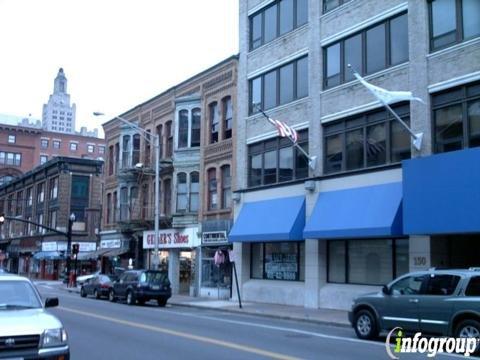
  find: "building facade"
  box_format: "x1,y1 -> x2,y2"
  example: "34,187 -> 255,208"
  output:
0,157 -> 103,280
231,0 -> 480,310
101,56 -> 238,297
0,123 -> 105,185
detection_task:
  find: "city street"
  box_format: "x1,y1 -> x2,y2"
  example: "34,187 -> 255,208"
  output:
34,282 -> 459,360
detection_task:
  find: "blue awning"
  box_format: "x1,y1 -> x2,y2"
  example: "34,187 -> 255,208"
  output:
33,251 -> 64,260
228,196 -> 305,242
303,182 -> 403,239
403,148 -> 480,235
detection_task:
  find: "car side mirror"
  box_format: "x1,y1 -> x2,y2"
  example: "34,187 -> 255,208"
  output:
382,285 -> 390,295
45,297 -> 59,308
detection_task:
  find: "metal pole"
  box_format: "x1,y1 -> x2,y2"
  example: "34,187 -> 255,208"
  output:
153,134 -> 160,270
74,254 -> 78,287
232,262 -> 242,309
66,218 -> 73,287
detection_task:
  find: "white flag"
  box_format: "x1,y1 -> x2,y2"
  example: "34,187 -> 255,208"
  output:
353,72 -> 424,105
267,117 -> 298,143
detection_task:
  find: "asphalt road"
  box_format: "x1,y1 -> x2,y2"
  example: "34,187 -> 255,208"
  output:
34,283 -> 461,360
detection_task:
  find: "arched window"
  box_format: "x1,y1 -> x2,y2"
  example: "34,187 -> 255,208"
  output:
178,110 -> 189,148
209,102 -> 219,143
221,165 -> 231,209
207,168 -> 217,210
190,172 -> 199,212
223,97 -> 233,139
176,173 -> 188,212
191,108 -> 201,147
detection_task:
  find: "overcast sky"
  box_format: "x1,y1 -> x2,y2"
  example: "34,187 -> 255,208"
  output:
0,0 -> 239,137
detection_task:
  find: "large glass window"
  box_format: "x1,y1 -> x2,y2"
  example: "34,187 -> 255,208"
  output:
176,173 -> 188,212
248,130 -> 308,187
250,56 -> 308,114
251,242 -> 305,281
324,104 -> 410,174
166,121 -> 173,157
208,169 -> 217,211
189,172 -> 199,212
221,165 -> 231,209
122,135 -> 130,168
178,110 -> 189,149
132,134 -> 141,166
328,239 -> 409,285
430,0 -> 480,51
250,0 -> 308,50
433,81 -> 480,153
210,102 -> 219,144
49,177 -> 58,200
37,183 -> 45,204
324,13 -> 408,89
223,97 -> 233,140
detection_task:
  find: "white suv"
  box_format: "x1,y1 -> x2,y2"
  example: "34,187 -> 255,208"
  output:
0,274 -> 69,359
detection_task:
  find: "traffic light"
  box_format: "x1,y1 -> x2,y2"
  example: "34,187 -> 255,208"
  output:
0,214 -> 5,224
72,244 -> 79,255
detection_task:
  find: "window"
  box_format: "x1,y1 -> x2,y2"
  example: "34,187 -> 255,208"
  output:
53,140 -> 61,149
142,184 -> 149,218
0,152 -> 21,166
191,108 -> 201,147
390,275 -> 427,295
210,102 -> 219,143
250,56 -> 308,114
120,187 -> 129,221
248,130 -> 308,187
16,191 -> 23,216
208,168 -> 217,211
114,143 -> 120,172
251,242 -> 305,281
71,175 -> 89,222
37,183 -> 45,203
465,276 -> 480,296
429,0 -> 480,51
189,172 -> 199,212
176,173 -> 188,212
178,109 -> 200,148
70,142 -> 78,151
166,121 -> 173,157
323,13 -> 408,89
250,0 -> 308,50
323,0 -> 352,13
8,135 -> 15,144
41,139 -> 49,149
108,145 -> 114,175
40,155 -> 48,165
36,213 -> 45,234
425,275 -> 460,295
132,134 -> 140,165
433,81 -> 480,153
49,210 -> 57,229
221,165 -> 231,209
26,187 -> 33,207
157,125 -> 163,159
98,146 -> 105,155
112,191 -> 117,222
164,178 -> 171,216
324,103 -> 410,174
87,145 -> 95,153
327,239 -> 409,285
223,97 -> 233,139
106,193 -> 112,224
122,135 -> 130,168
178,110 -> 189,149
49,177 -> 58,199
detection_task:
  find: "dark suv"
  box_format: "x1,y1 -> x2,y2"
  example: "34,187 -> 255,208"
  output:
109,270 -> 171,307
349,268 -> 480,340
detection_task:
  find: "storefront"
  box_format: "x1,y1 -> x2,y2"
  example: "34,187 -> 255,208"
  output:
143,227 -> 201,295
95,239 -> 131,274
8,239 -> 40,277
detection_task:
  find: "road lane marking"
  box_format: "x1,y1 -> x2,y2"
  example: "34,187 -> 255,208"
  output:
58,306 -> 301,360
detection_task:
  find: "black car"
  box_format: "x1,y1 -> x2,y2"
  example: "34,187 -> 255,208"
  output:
109,270 -> 171,306
80,274 -> 116,299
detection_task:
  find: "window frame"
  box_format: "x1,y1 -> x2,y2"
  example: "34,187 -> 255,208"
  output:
207,168 -> 218,211
223,96 -> 233,140
323,0 -> 352,14
176,172 -> 188,213
8,135 -> 16,144
40,139 -> 49,149
221,165 -> 231,209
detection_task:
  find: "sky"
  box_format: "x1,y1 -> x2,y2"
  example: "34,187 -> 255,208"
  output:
0,0 -> 239,137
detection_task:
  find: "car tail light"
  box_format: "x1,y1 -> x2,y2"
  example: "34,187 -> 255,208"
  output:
100,284 -> 110,288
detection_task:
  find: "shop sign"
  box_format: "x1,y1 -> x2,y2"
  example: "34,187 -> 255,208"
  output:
100,240 -> 121,249
143,228 -> 200,249
43,242 -> 97,252
202,231 -> 228,245
42,242 -> 58,252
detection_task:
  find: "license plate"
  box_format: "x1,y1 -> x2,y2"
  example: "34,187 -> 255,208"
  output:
151,285 -> 160,290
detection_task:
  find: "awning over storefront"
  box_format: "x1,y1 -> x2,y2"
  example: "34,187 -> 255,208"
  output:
103,248 -> 129,258
228,196 -> 305,242
76,248 -> 110,261
303,182 -> 403,239
403,148 -> 480,235
33,251 -> 64,260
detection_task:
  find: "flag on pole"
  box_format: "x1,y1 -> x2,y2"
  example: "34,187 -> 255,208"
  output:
267,117 -> 298,143
352,71 -> 425,105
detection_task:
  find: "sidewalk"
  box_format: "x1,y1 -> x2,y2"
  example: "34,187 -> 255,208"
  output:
54,283 -> 349,328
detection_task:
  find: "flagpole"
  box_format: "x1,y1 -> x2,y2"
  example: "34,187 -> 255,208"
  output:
254,105 -> 317,169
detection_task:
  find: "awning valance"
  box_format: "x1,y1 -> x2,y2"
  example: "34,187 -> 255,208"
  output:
303,182 -> 403,239
33,251 -> 64,260
103,248 -> 129,258
228,196 -> 305,242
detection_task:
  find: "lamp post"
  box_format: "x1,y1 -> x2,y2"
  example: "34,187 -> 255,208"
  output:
66,213 -> 76,287
94,112 -> 160,270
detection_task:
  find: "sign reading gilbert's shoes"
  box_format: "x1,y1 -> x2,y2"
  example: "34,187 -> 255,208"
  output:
143,227 -> 201,249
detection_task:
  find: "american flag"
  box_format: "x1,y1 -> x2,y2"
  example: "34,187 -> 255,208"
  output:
267,117 -> 298,143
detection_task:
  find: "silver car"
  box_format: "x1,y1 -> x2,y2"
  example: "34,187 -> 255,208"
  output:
0,274 -> 69,359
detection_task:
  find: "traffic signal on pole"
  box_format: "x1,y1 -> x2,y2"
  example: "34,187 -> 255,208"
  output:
72,244 -> 79,255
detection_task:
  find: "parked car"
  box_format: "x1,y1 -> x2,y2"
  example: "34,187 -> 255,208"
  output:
0,273 -> 69,359
76,270 -> 101,286
349,268 -> 480,340
109,270 -> 171,306
80,274 -> 116,299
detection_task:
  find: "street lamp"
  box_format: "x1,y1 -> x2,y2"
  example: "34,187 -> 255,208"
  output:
66,213 -> 76,287
93,112 -> 160,270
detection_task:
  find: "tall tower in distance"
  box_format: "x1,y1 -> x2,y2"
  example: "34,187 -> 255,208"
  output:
42,67 -> 76,133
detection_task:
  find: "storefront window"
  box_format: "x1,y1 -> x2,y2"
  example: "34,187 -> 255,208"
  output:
201,248 -> 231,288
250,241 -> 304,281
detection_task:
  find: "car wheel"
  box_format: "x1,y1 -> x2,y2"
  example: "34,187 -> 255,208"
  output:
109,289 -> 116,302
80,287 -> 87,298
126,291 -> 135,306
157,298 -> 167,307
354,309 -> 378,340
137,299 -> 145,306
455,319 -> 480,353
94,289 -> 100,299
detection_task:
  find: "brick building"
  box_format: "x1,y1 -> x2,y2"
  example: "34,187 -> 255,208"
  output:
0,157 -> 103,280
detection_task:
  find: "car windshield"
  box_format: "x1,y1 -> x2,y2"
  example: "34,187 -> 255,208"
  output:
140,271 -> 169,285
0,281 -> 42,309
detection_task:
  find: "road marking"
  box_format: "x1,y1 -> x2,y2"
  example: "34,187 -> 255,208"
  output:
58,306 -> 300,360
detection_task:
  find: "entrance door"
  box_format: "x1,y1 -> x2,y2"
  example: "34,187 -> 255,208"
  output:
179,251 -> 193,294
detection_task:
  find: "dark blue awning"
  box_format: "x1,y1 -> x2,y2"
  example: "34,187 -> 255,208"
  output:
403,148 -> 480,235
228,196 -> 305,242
303,182 -> 403,239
